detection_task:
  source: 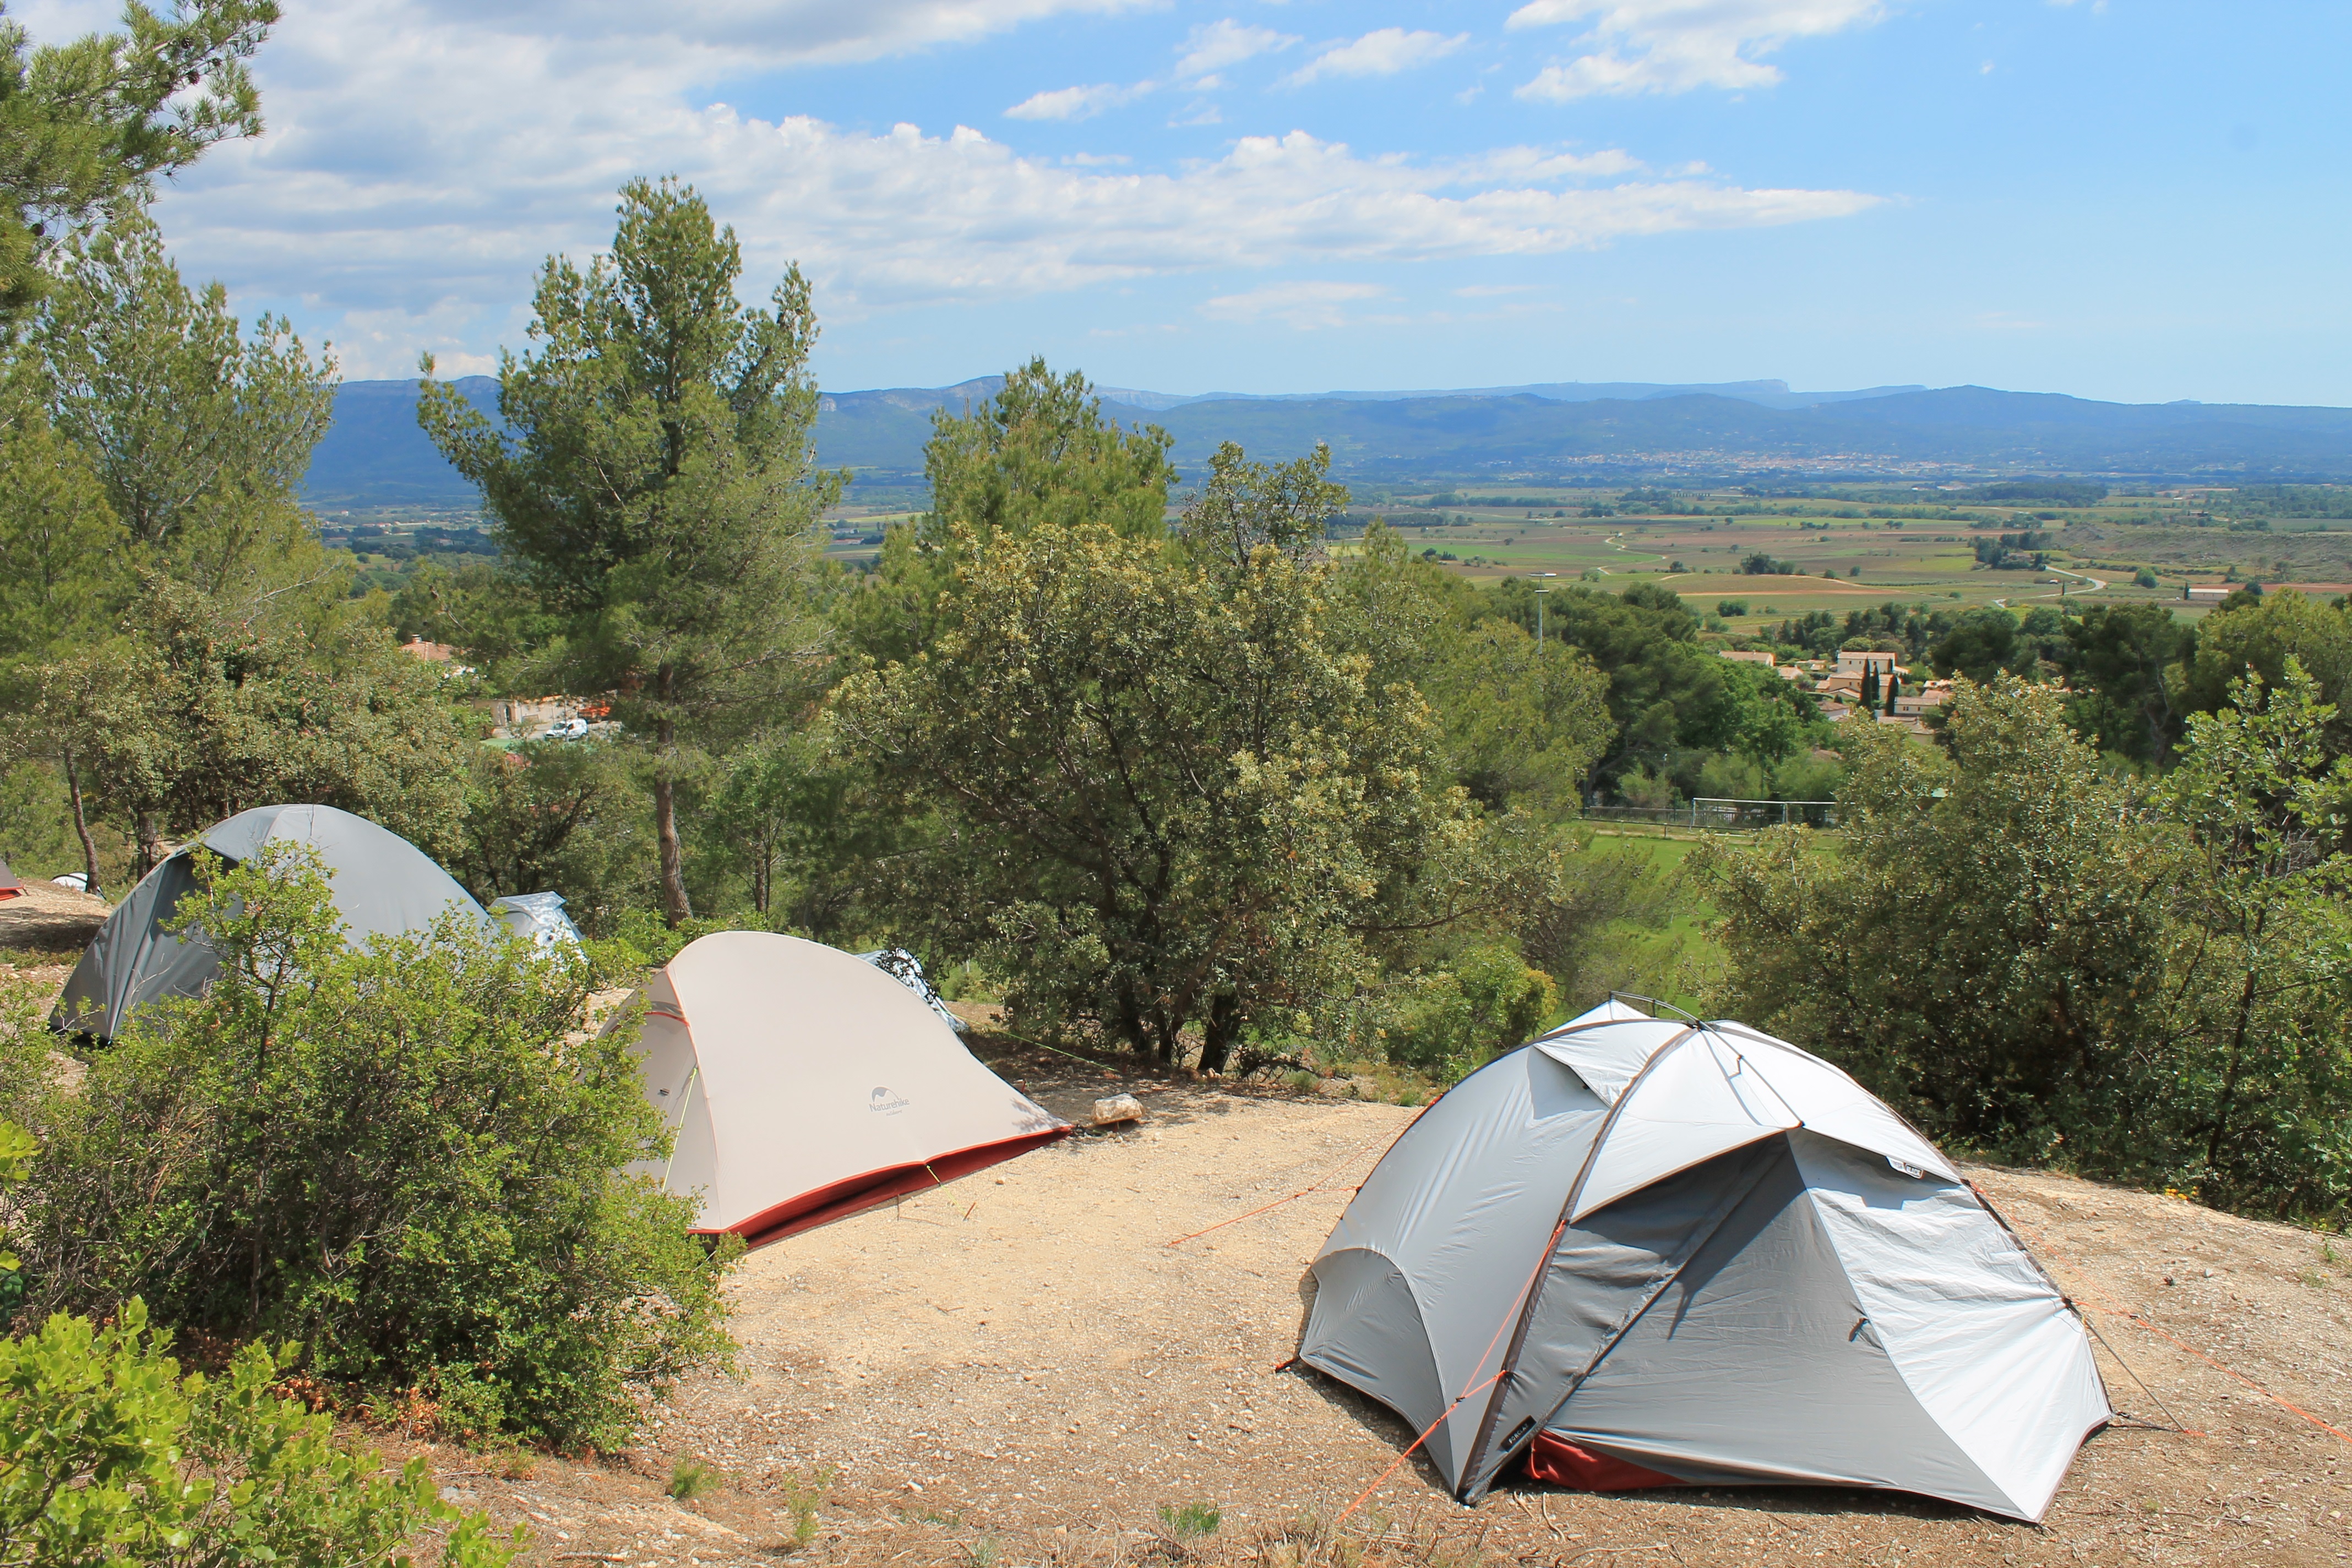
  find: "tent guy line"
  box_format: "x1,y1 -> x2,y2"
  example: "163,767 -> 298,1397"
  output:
1164,1120 -> 1415,1249
1338,1370 -> 1509,1526
1996,1199 -> 2351,1450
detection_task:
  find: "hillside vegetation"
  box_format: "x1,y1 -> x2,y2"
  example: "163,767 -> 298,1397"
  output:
1,162 -> 2349,1565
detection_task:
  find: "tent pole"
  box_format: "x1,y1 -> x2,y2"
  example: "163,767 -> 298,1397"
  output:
660,1066 -> 701,1189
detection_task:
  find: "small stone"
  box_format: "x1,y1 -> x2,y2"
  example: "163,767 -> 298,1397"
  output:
1093,1094 -> 1146,1126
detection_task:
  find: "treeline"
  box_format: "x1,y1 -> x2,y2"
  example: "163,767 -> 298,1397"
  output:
1701,669 -> 2351,1219
2,7 -> 534,1556
0,179 -> 1682,1081
1756,589 -> 2351,771
384,180 -> 1687,1074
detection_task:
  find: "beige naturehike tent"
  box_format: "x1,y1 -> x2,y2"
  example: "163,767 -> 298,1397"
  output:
620,930 -> 1071,1248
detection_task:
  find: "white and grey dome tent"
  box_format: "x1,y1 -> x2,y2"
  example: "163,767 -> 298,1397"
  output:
53,804 -> 493,1039
1298,998 -> 2110,1522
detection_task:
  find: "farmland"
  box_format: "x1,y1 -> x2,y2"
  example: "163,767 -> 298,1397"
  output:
820,486 -> 2352,616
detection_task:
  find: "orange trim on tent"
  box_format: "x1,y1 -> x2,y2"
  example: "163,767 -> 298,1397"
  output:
692,1126 -> 1072,1249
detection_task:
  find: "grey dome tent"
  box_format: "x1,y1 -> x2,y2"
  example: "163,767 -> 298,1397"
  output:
1298,999 -> 2110,1522
53,804 -> 492,1039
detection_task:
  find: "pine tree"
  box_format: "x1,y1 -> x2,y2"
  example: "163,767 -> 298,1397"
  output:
420,178 -> 837,925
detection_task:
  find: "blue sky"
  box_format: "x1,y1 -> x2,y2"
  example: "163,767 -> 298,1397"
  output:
28,0 -> 2352,402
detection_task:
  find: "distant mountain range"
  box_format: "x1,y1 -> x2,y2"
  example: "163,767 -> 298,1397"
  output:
301,374 -> 2352,510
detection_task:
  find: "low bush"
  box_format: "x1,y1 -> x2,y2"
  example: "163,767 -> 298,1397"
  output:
1379,943 -> 1559,1082
0,1298 -> 519,1566
667,1455 -> 725,1501
4,846 -> 740,1451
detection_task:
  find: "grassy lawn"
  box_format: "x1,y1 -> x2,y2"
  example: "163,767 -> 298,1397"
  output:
1572,825 -> 1848,1020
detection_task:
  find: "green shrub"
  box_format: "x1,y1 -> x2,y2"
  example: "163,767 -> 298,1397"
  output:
1767,751 -> 1844,803
450,738 -> 656,936
1695,753 -> 1765,801
0,1118 -> 29,1323
1701,673 -> 2352,1220
1381,943 -> 1559,1081
777,1467 -> 831,1547
0,1298 -> 519,1565
9,846 -> 740,1451
667,1456 -> 725,1501
1157,1501 -> 1222,1540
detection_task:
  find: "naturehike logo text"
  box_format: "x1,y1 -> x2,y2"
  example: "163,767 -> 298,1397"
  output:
869,1086 -> 910,1114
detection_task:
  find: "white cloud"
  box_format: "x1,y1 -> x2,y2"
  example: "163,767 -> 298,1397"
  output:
1509,0 -> 1884,100
1006,82 -> 1146,121
1453,283 -> 1538,297
1201,281 -> 1389,330
1287,29 -> 1469,87
1175,18 -> 1301,81
132,0 -> 1879,376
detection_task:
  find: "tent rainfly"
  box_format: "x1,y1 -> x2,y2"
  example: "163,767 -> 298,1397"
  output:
1299,999 -> 2110,1522
53,804 -> 492,1039
621,931 -> 1070,1248
0,859 -> 20,901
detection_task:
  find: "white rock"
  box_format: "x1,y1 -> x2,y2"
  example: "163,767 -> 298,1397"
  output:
1092,1094 -> 1146,1126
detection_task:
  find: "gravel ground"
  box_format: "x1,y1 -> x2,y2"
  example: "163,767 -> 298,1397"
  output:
374,1032 -> 2352,1568
23,875 -> 2340,1561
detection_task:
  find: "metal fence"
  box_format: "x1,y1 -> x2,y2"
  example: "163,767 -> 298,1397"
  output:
1581,798 -> 1838,831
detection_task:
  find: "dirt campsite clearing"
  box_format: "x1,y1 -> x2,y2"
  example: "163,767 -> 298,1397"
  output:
6,915 -> 2343,1565
363,1026 -> 2352,1568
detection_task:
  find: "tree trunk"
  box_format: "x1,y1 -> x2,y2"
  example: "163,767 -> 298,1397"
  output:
1114,982 -> 1153,1059
1155,1008 -> 1184,1069
63,749 -> 103,900
1199,989 -> 1243,1075
654,732 -> 693,929
2204,957 -> 2264,1179
135,810 -> 164,882
652,661 -> 694,927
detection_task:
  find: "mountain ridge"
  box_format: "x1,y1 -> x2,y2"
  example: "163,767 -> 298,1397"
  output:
302,375 -> 2352,509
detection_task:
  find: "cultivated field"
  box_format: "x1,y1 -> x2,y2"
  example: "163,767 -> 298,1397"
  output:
822,491 -> 2352,620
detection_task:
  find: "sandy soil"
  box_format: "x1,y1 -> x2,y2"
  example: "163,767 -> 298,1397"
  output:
376,1031 -> 2352,1568
0,877 -> 109,960
11,938 -> 2342,1564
